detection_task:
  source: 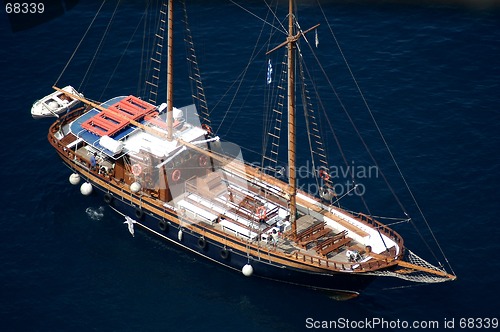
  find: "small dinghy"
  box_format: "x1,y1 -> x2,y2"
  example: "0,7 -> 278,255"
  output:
31,85 -> 83,118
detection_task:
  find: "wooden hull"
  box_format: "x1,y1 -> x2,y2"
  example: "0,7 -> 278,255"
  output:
46,104 -> 453,296
74,171 -> 376,295
48,116 -> 379,295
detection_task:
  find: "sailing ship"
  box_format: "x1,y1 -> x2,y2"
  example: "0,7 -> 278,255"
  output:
37,0 -> 456,297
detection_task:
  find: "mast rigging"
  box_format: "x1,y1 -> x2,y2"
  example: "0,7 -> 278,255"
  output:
166,0 -> 174,141
266,0 -> 319,238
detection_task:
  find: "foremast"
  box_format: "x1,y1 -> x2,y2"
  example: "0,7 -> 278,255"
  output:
166,0 -> 174,141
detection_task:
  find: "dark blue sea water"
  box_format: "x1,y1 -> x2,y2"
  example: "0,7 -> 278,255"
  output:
1,1 -> 499,331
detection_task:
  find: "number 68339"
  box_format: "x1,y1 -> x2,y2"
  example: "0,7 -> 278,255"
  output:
5,3 -> 45,14
459,317 -> 498,329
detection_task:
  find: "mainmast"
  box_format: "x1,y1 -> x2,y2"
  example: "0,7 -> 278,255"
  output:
287,0 -> 298,237
166,0 -> 174,141
266,1 -> 319,238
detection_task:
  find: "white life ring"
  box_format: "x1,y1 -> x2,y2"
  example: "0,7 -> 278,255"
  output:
132,164 -> 142,176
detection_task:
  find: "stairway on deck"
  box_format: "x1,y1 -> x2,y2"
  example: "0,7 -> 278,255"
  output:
194,171 -> 228,198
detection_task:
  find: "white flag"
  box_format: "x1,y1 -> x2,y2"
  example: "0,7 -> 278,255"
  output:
266,59 -> 273,84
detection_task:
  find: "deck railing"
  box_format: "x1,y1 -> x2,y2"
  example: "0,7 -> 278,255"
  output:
355,212 -> 404,259
289,250 -> 396,272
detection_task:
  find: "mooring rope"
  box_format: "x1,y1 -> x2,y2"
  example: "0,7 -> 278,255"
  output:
315,0 -> 455,276
54,0 -> 108,87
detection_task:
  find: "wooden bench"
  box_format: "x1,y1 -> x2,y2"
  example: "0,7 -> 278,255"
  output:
298,227 -> 331,247
318,237 -> 351,257
313,230 -> 347,251
315,230 -> 350,256
296,222 -> 325,242
332,230 -> 347,241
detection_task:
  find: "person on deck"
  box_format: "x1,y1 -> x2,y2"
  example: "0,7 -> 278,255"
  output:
271,228 -> 278,247
90,153 -> 97,171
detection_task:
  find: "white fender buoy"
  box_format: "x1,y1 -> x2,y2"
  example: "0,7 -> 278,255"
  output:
69,173 -> 80,185
80,182 -> 93,196
242,264 -> 254,277
177,229 -> 183,241
130,181 -> 141,193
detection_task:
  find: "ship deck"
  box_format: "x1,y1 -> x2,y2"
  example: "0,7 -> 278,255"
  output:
46,92 -> 457,281
172,170 -> 366,265
52,104 -> 401,272
55,116 -> 395,270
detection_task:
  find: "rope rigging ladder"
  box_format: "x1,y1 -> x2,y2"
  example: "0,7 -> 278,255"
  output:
143,1 -> 211,127
262,56 -> 287,173
181,0 -> 211,126
297,51 -> 331,189
262,19 -> 332,195
145,1 -> 168,105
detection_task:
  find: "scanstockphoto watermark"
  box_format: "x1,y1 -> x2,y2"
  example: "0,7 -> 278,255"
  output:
305,317 -> 499,329
306,317 -> 439,329
249,160 -> 380,197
